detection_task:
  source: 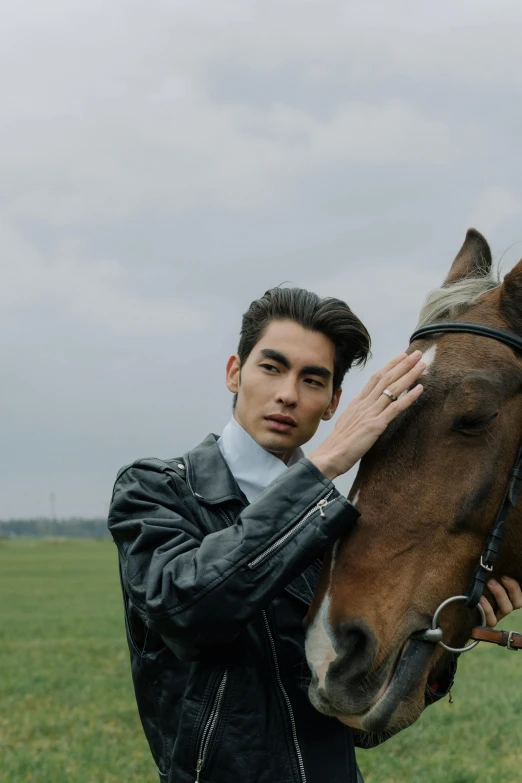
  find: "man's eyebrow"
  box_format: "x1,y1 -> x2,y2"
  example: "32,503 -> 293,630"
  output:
301,364 -> 332,379
259,348 -> 291,369
259,349 -> 332,379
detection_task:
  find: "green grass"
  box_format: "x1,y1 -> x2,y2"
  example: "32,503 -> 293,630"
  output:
0,539 -> 154,783
1,539 -> 521,783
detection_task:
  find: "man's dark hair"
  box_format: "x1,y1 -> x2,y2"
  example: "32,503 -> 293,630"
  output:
235,286 -> 371,402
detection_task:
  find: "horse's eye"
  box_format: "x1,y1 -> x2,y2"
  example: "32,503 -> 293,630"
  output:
453,411 -> 499,434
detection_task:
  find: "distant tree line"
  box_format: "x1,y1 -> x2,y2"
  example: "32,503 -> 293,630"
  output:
0,518 -> 111,539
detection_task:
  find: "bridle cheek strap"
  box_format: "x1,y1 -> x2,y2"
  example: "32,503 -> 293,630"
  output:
410,321 -> 522,610
465,447 -> 522,607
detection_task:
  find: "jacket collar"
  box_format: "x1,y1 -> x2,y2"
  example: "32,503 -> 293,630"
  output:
183,433 -> 246,505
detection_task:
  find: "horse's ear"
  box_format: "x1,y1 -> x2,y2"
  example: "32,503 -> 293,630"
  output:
500,259 -> 522,332
444,228 -> 492,285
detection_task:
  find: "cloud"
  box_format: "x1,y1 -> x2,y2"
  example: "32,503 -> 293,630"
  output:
1,0 -> 519,230
0,0 -> 461,226
0,220 -> 205,333
2,0 -> 522,515
469,186 -> 522,238
2,89 -> 450,222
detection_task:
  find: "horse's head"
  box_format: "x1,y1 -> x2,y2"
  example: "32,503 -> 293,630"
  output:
305,229 -> 522,737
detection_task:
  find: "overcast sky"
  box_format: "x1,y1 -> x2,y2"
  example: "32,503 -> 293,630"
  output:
2,0 -> 522,517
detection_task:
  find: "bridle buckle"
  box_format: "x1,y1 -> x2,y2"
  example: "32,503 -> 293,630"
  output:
480,555 -> 494,572
507,631 -> 518,651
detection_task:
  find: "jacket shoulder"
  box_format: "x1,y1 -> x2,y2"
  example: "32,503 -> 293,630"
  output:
111,456 -> 189,504
115,456 -> 187,480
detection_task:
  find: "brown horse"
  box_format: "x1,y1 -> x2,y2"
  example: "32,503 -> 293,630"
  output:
304,228 -> 522,740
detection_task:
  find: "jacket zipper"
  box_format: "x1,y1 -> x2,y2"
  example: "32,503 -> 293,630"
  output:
247,490 -> 334,569
195,670 -> 228,782
218,508 -> 233,527
262,611 -> 306,783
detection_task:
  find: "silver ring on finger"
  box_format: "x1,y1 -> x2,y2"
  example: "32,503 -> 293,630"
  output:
382,388 -> 398,402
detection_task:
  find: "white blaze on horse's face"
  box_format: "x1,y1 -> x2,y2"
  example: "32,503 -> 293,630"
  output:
305,541 -> 341,689
305,594 -> 338,690
399,345 -> 437,399
420,344 -> 437,375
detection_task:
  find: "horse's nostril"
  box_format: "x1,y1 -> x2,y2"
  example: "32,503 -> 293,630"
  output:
328,619 -> 377,683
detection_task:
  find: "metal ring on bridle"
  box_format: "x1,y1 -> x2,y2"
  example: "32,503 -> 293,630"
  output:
382,388 -> 398,402
430,595 -> 487,653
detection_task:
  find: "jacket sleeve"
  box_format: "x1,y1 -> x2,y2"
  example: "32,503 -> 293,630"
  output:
108,458 -> 359,657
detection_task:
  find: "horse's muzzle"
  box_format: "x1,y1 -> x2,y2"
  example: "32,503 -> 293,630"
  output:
309,636 -> 435,733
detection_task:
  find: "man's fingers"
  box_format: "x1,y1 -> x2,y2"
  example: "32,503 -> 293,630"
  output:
370,351 -> 424,402
374,363 -> 426,413
361,353 -> 408,397
479,596 -> 499,627
330,351 -> 425,471
486,579 -> 514,622
478,577 -> 521,627
380,383 -> 424,423
500,576 -> 522,609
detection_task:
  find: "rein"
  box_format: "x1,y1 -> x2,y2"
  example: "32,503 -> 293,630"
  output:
409,321 -> 522,654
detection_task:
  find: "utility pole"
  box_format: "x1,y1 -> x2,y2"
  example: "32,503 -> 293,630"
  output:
49,492 -> 57,521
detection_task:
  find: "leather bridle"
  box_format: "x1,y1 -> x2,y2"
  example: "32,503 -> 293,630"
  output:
408,321 -> 522,653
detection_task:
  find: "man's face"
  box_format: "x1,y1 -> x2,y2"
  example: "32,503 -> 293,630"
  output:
226,319 -> 341,461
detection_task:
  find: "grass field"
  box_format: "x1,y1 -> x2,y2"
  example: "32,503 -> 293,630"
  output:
0,540 -> 521,783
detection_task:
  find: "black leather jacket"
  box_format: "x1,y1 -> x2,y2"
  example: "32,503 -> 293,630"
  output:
108,434 -> 364,783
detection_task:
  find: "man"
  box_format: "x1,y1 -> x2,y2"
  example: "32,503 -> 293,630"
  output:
108,287 -> 521,783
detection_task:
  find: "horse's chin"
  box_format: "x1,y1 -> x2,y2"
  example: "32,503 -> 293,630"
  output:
313,638 -> 434,734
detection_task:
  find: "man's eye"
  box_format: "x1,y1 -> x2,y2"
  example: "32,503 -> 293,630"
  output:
453,412 -> 499,433
261,364 -> 279,373
304,378 -> 323,387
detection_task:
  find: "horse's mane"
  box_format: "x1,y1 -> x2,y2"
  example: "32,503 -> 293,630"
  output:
416,269 -> 501,329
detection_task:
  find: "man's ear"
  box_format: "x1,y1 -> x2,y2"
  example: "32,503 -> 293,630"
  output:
322,388 -> 342,421
443,228 -> 492,285
226,354 -> 241,394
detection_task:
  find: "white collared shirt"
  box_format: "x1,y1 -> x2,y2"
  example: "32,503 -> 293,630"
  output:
217,417 -> 305,503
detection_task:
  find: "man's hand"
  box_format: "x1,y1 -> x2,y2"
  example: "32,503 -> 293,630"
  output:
308,351 -> 425,480
480,577 -> 522,626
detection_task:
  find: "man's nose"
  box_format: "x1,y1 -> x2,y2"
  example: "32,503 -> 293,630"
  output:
276,377 -> 299,407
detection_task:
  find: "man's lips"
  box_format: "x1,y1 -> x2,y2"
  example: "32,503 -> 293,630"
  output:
265,415 -> 297,432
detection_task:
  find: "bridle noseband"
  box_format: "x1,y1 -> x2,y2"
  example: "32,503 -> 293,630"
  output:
409,321 -> 522,654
